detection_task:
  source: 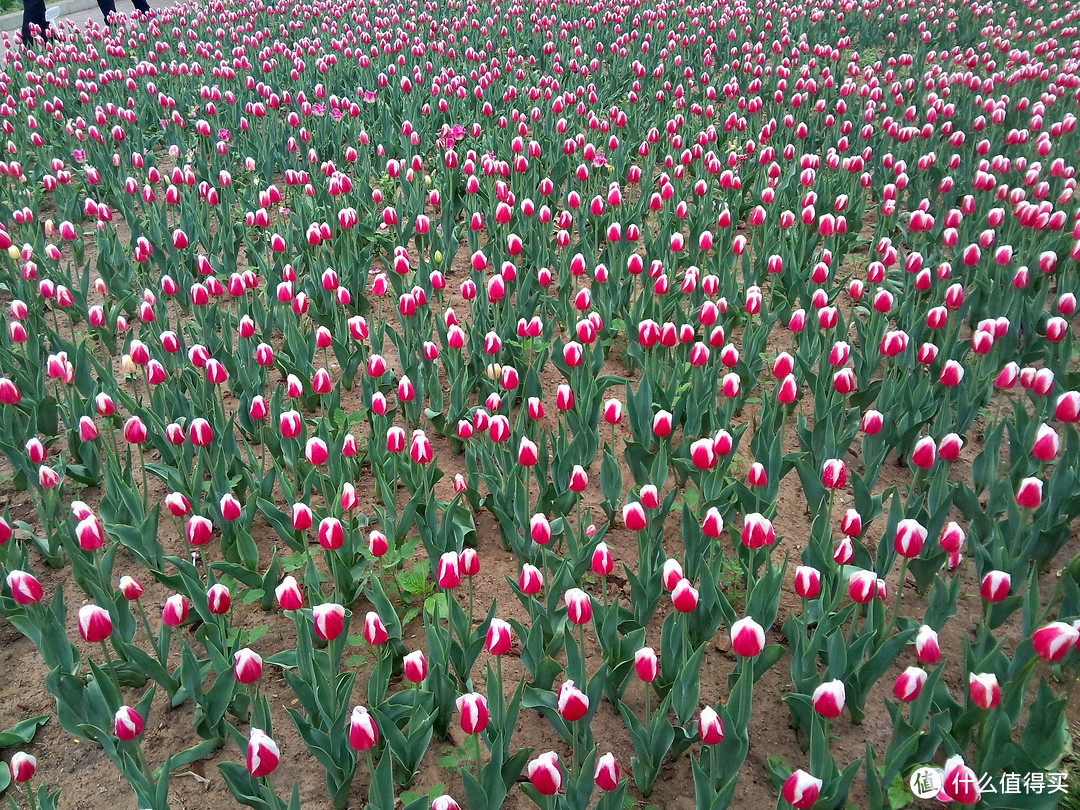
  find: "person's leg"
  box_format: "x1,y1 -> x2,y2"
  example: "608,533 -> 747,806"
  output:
132,0 -> 150,12
21,0 -> 47,44
97,0 -> 116,24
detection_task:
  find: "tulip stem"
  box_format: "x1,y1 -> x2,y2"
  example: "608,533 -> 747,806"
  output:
473,730 -> 482,784
133,597 -> 158,655
846,602 -> 862,648
578,623 -> 588,688
99,640 -> 121,694
886,557 -> 909,636
25,781 -> 37,810
643,680 -> 650,728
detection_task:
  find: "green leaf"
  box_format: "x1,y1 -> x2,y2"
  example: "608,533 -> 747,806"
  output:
0,715 -> 49,748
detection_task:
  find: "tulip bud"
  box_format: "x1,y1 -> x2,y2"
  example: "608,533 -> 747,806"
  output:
247,729 -> 280,778
730,616 -> 765,657
456,692 -> 490,735
486,618 -> 513,655
741,513 -> 776,548
557,680 -> 589,721
162,594 -> 189,627
519,564 -> 543,595
564,588 -> 593,625
942,755 -> 980,805
437,551 -> 461,589
207,583 -> 231,615
363,611 -> 389,645
968,672 -> 1001,710
275,576 -> 303,610
527,752 -> 563,796
698,706 -> 724,744
349,706 -> 379,751
6,570 -> 43,605
594,752 -> 620,791
78,604 -> 113,642
114,706 -> 145,741
403,649 -> 428,683
893,666 -> 928,702
1032,621 -> 1080,662
782,770 -> 823,809
793,566 -> 821,599
811,680 -> 846,718
9,752 -> 36,784
671,578 -> 699,612
313,603 -> 345,641
234,648 -> 263,684
1015,477 -> 1043,508
915,625 -> 941,664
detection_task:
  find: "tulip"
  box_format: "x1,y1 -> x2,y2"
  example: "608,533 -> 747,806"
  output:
486,619 -> 513,655
811,680 -> 846,719
914,625 -> 941,664
75,515 -> 105,551
1032,423 -> 1060,461
162,594 -> 189,627
519,564 -> 543,595
701,507 -> 723,538
118,576 -> 143,601
527,751 -> 563,795
165,492 -> 193,520
591,542 -> 614,577
313,603 -> 345,641
114,706 -> 144,741
1015,477 -> 1043,508
564,588 -> 593,625
894,519 -> 927,559
1032,622 -> 1079,662
661,558 -> 684,591
893,666 -> 928,702
672,578 -> 699,612
942,755 -> 980,805
437,552 -> 461,589
234,648 -> 263,684
840,509 -> 862,537
980,570 -> 1011,602
698,706 -> 724,744
690,438 -> 716,469
848,570 -> 879,604
247,729 -> 280,778
622,502 -> 647,531
184,515 -> 213,547
318,517 -> 344,550
530,513 -> 552,546
456,692 -> 489,735
363,611 -> 389,645
741,513 -> 776,548
793,566 -> 821,599
349,706 -> 379,751
938,522 -> 966,554
594,752 -> 620,791
6,570 -> 43,605
635,647 -> 658,682
821,458 -> 846,489
78,604 -> 112,642
431,796 -> 461,810
291,503 -> 313,532
275,576 -> 303,611
207,583 -> 231,615
557,680 -> 589,721
730,617 -> 765,657
9,752 -> 36,783
568,465 -> 588,492
969,672 -> 1001,710
403,650 -> 428,683
782,770 -> 823,809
